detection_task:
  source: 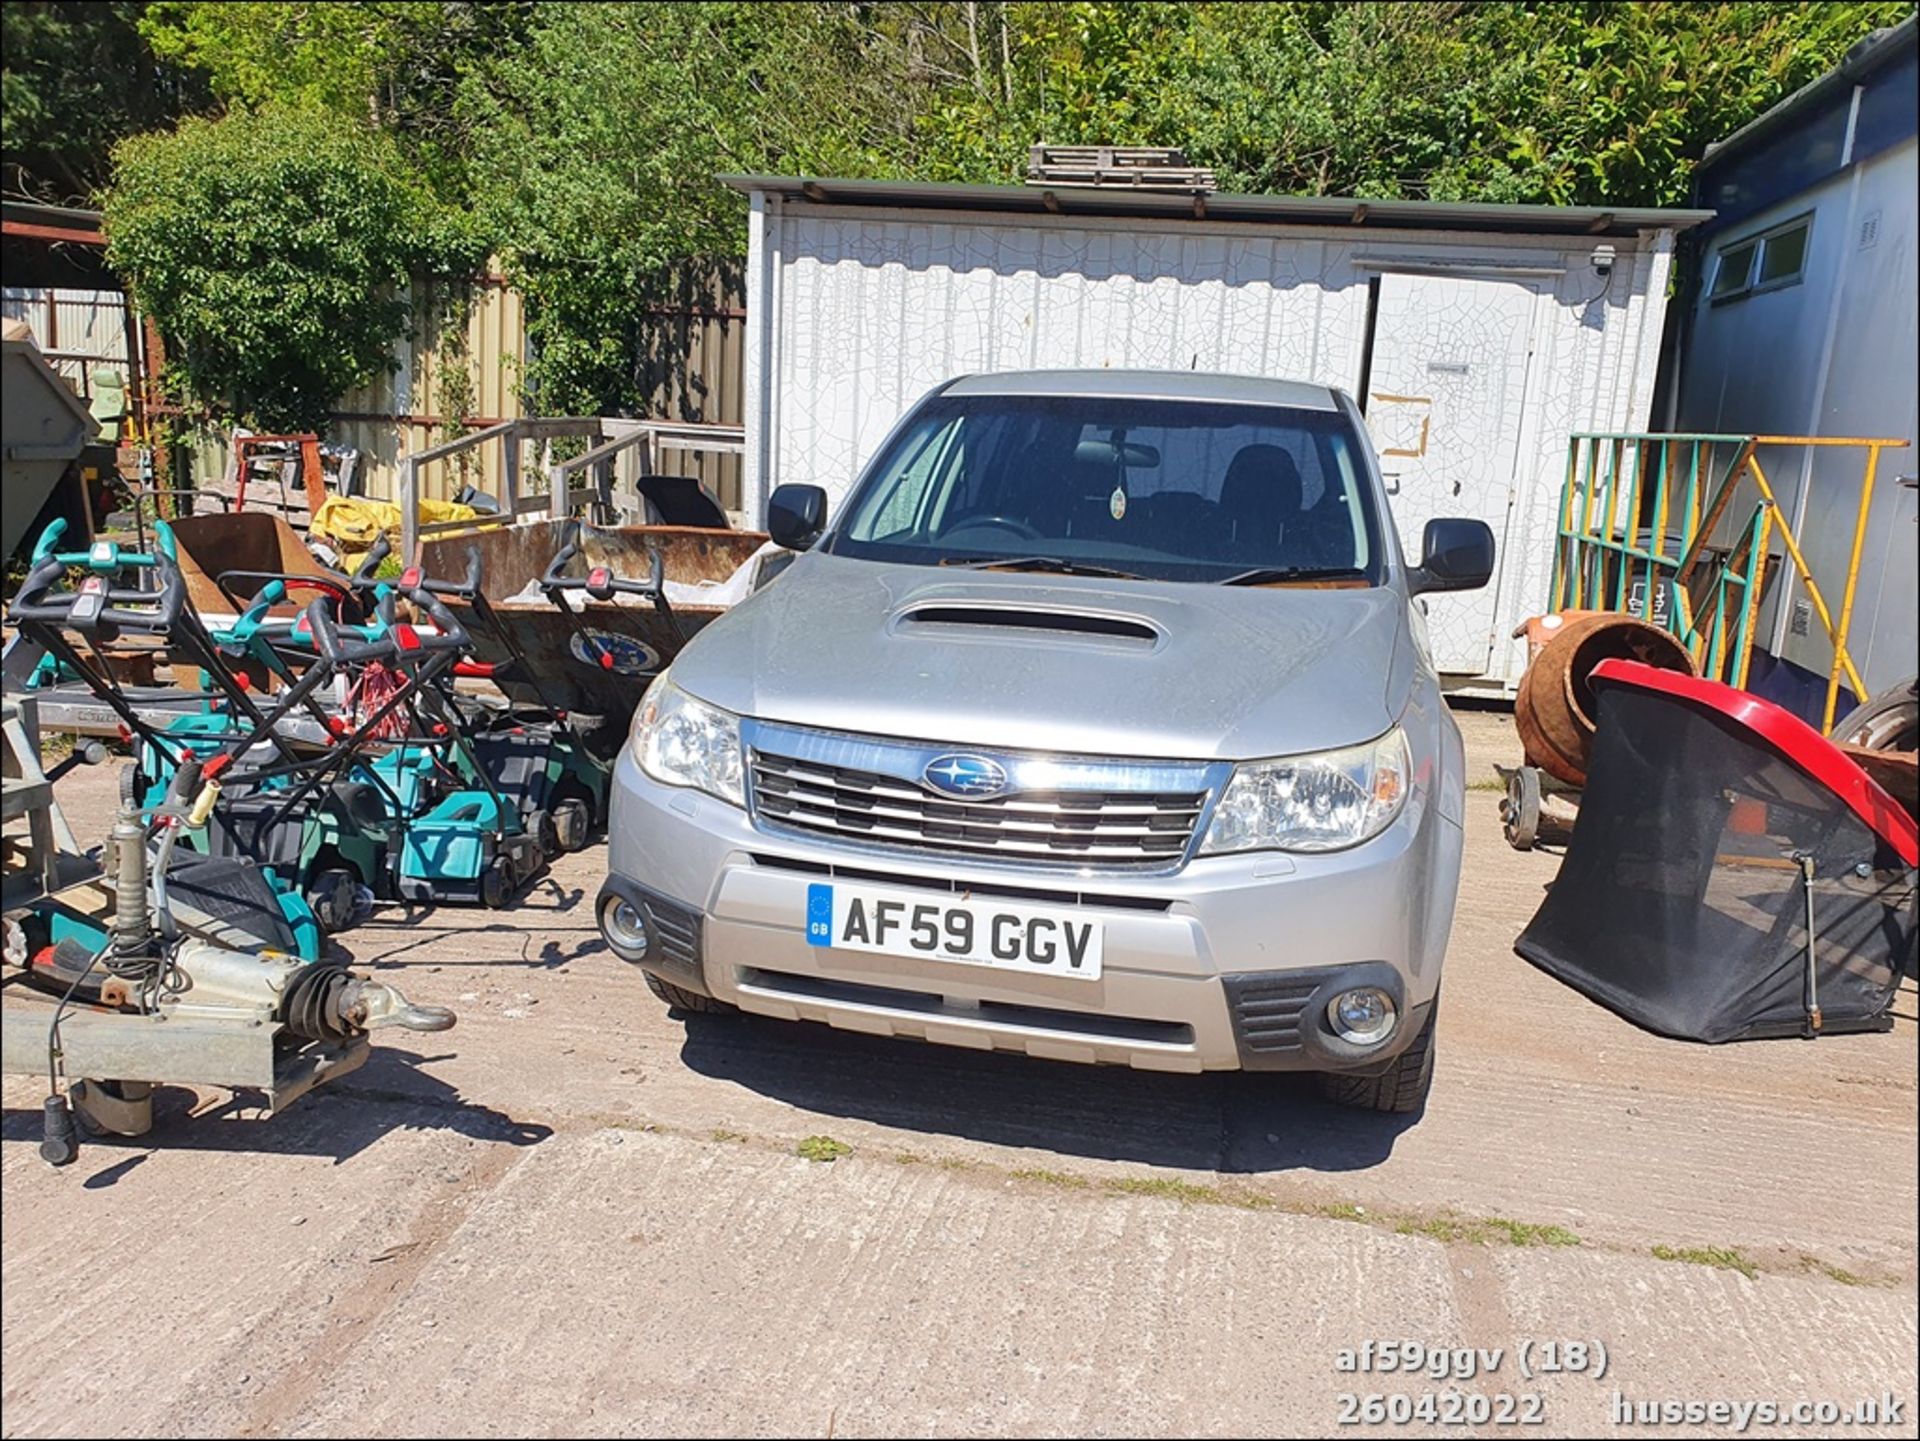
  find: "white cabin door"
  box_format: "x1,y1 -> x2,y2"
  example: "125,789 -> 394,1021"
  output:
1363,272 -> 1541,677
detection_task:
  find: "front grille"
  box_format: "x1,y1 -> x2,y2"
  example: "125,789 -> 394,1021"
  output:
749,750 -> 1208,868
740,968 -> 1194,1048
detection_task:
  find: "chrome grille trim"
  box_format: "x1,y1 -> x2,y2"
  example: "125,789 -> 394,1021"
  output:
741,719 -> 1227,872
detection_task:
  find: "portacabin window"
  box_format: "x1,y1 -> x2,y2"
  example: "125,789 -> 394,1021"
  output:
1710,214 -> 1812,303
1711,238 -> 1758,298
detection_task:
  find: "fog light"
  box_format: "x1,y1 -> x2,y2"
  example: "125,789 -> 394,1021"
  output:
601,896 -> 652,962
1328,986 -> 1397,1045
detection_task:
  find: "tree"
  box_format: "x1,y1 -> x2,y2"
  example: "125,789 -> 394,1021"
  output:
455,2 -> 911,413
913,2 -> 1916,205
84,1 -> 1914,421
136,1 -> 537,197
1,1 -> 210,202
103,103 -> 483,430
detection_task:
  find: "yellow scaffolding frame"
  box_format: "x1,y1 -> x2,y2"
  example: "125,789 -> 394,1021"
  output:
1553,433 -> 1905,732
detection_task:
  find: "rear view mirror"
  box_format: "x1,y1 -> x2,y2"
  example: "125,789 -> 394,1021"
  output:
1409,518 -> 1495,595
1073,438 -> 1161,469
767,484 -> 828,551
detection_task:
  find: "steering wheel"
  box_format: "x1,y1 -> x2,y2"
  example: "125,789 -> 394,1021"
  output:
939,514 -> 1044,543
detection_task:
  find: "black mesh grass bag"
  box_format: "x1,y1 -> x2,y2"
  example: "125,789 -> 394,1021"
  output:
1516,661 -> 1918,1042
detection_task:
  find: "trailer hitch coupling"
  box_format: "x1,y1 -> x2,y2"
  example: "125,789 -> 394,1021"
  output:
280,964 -> 457,1042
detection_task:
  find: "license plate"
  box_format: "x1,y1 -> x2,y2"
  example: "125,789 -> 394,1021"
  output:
805,882 -> 1103,981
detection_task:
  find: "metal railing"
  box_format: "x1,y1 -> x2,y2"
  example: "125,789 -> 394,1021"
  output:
1550,432 -> 1906,731
397,417 -> 746,560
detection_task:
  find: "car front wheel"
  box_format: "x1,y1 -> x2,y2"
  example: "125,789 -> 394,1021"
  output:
1317,999 -> 1437,1114
643,971 -> 734,1015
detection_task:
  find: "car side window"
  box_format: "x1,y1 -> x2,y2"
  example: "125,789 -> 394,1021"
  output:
854,416 -> 964,541
1319,429 -> 1369,568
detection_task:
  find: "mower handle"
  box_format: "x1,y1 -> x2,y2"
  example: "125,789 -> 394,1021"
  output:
406,585 -> 470,651
215,567 -> 354,608
392,545 -> 484,602
9,518 -> 186,633
302,596 -> 392,668
216,580 -> 385,654
30,515 -> 178,569
540,519 -> 666,602
307,576 -> 470,662
218,580 -> 288,651
351,533 -> 392,585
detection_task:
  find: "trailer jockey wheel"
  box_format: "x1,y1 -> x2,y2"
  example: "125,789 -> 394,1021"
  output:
480,857 -> 514,909
1503,766 -> 1542,851
552,797 -> 592,854
308,868 -> 362,934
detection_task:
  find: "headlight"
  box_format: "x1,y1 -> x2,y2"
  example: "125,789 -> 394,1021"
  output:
1198,727 -> 1411,855
629,672 -> 744,806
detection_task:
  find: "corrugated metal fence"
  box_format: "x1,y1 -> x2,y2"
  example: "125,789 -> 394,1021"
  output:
1,286 -> 134,404
9,262 -> 747,512
195,265 -> 747,512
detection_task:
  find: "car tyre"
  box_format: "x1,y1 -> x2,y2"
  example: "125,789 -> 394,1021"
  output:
643,971 -> 733,1014
1318,1000 -> 1437,1114
1831,674 -> 1918,751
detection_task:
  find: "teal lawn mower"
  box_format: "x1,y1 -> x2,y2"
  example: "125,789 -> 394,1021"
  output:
7,518 -> 333,958
362,533 -> 611,856
14,519 -> 548,936
145,572 -> 550,919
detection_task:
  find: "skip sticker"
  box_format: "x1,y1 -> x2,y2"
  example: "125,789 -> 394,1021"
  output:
568,629 -> 660,676
1109,486 -> 1128,520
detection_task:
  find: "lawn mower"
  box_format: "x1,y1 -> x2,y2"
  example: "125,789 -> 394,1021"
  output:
131,567 -> 552,919
15,519 -> 546,933
362,532 -> 610,854
6,518 -> 328,954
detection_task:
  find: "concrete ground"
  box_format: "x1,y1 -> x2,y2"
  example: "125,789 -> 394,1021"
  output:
3,708 -> 1915,1438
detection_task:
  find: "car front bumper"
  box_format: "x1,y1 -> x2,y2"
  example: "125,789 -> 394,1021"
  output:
600,745 -> 1462,1073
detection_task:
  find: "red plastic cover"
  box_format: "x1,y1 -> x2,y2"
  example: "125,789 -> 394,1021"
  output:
1591,659 -> 1917,867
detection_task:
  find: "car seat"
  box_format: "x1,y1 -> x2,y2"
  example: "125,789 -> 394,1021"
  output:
1219,443 -> 1354,570
1219,444 -> 1299,558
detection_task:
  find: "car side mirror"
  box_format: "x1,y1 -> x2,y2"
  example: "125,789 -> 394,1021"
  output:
767,484 -> 828,551
1409,518 -> 1495,595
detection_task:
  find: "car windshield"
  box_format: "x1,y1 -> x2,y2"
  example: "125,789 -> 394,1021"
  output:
828,393 -> 1384,584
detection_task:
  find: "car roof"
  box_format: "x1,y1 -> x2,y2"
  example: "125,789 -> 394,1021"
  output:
941,369 -> 1341,411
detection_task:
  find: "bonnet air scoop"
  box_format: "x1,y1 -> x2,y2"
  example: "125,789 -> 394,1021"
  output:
895,602 -> 1162,644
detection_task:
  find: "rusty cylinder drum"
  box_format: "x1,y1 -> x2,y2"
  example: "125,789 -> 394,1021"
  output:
1514,614 -> 1696,787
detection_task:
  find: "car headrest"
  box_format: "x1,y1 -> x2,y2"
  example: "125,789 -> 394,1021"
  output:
1220,444 -> 1304,523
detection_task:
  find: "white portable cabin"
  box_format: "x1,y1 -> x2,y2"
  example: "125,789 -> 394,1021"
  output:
728,175 -> 1710,692
1674,17 -> 1918,708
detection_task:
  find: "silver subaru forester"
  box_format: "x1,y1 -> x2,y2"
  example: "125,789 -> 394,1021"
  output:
597,370 -> 1493,1112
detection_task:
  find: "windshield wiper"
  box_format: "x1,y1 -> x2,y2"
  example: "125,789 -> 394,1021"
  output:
942,556 -> 1144,580
1219,565 -> 1366,586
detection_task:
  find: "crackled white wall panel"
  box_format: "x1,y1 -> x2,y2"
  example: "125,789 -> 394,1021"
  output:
745,198 -> 1678,688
